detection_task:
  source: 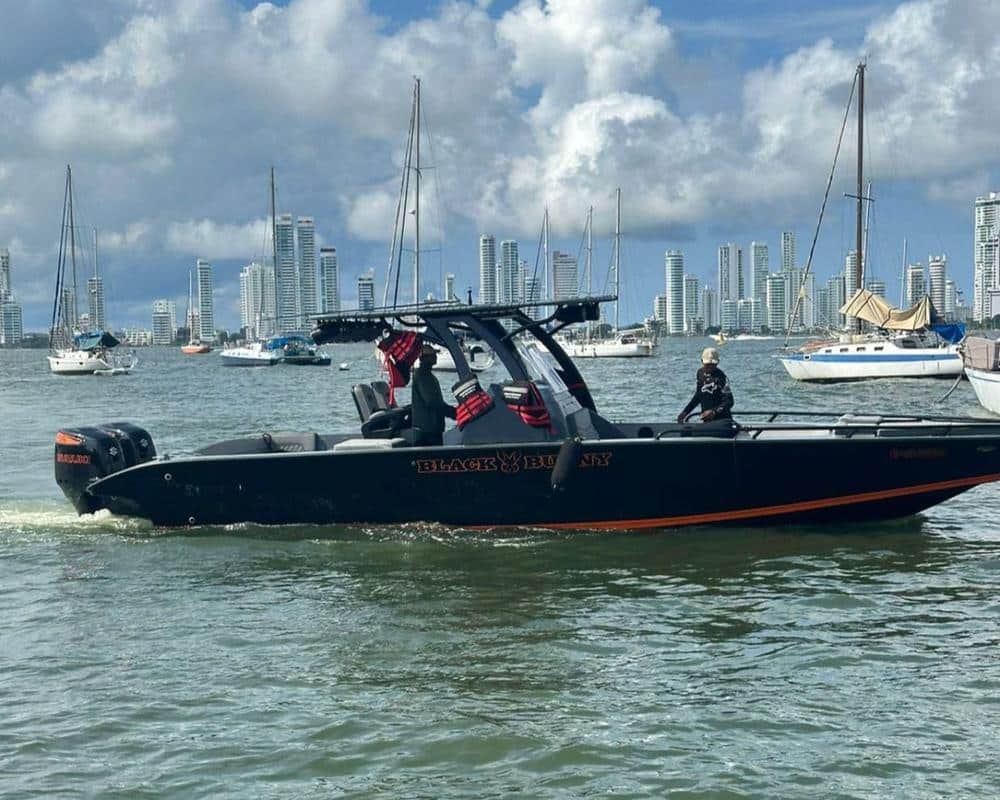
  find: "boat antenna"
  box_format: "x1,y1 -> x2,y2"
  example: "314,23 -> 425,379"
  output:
614,187 -> 621,333
854,61 -> 865,333
414,76 -> 421,305
782,67 -> 859,347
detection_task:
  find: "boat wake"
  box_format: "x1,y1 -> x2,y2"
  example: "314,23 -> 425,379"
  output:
0,504 -> 151,535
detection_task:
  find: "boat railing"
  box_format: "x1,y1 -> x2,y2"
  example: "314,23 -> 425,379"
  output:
727,410 -> 1000,439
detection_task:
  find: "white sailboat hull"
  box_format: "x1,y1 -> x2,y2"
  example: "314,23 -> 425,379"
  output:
48,350 -> 135,375
966,367 -> 1000,415
781,341 -> 962,381
430,344 -> 495,373
562,339 -> 653,358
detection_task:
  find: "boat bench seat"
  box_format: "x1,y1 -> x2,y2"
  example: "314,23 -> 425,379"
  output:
196,431 -> 325,456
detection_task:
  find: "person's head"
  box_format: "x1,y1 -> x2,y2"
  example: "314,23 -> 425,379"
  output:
419,343 -> 438,367
701,347 -> 720,369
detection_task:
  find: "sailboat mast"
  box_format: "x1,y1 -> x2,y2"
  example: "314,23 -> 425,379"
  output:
855,62 -> 865,333
67,166 -> 78,336
615,187 -> 621,333
414,77 -> 421,305
543,208 -> 549,301
861,180 -> 872,289
270,166 -> 278,336
900,237 -> 908,307
587,206 -> 593,296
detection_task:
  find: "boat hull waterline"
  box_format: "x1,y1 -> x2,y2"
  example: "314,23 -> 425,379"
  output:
966,367 -> 1000,416
781,348 -> 962,382
56,428 -> 1000,529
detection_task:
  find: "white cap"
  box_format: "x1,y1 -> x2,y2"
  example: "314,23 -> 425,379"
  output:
701,347 -> 720,364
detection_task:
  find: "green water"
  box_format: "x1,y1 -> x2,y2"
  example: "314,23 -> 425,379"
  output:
2,343 -> 999,797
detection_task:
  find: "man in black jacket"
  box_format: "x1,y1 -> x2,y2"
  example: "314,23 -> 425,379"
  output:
411,345 -> 456,446
677,347 -> 734,423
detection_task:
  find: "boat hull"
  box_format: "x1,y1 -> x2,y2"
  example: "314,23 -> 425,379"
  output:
781,346 -> 962,382
966,367 -> 1000,415
67,430 -> 1000,529
562,341 -> 653,358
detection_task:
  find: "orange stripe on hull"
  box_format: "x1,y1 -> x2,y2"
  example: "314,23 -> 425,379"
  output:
490,472 -> 1000,532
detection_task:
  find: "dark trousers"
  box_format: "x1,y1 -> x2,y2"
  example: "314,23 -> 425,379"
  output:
411,429 -> 443,447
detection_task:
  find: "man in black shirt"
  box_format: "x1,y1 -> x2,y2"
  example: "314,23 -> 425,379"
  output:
677,347 -> 734,423
411,344 -> 456,446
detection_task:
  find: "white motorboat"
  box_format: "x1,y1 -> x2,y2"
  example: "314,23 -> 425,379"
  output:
431,341 -> 495,372
219,341 -> 280,366
561,332 -> 654,358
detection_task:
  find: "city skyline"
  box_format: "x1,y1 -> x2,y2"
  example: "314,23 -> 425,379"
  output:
1,0 -> 999,330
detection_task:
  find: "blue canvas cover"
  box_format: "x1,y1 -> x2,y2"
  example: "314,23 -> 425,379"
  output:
931,323 -> 965,344
74,331 -> 120,351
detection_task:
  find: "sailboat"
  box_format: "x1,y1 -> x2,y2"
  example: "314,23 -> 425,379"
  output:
181,270 -> 212,354
779,63 -> 962,382
220,168 -> 282,367
48,166 -> 136,376
561,190 -> 655,358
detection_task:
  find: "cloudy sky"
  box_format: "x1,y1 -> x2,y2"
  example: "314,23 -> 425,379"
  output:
1,0 -> 997,329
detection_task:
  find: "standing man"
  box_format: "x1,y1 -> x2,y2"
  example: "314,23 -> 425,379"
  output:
411,344 -> 457,446
677,347 -> 734,423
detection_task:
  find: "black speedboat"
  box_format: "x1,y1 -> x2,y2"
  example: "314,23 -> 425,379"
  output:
54,297 -> 1000,529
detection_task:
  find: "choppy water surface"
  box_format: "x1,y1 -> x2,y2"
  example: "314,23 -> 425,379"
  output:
2,343 -> 999,797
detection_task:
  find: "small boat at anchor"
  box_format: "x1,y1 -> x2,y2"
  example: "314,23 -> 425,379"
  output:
53,296 -> 1000,529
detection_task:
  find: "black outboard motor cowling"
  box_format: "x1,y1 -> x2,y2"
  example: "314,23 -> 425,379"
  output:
54,423 -> 156,513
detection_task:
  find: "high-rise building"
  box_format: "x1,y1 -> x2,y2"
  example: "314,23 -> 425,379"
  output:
500,240 -> 521,303
664,250 -> 684,334
240,261 -> 277,340
784,267 -> 806,332
444,273 -> 456,302
717,243 -> 744,300
781,231 -> 796,273
196,258 -> 214,342
357,269 -> 376,311
974,193 -> 1000,321
843,251 -> 859,328
906,263 -> 926,307
927,254 -> 946,313
653,294 -> 667,323
751,241 -> 769,314
0,301 -> 23,345
319,247 -> 339,313
552,249 -> 578,301
151,299 -> 176,345
479,234 -> 497,305
683,273 -> 700,333
721,299 -> 738,332
867,279 -> 886,298
801,272 -> 816,329
0,248 -> 10,301
86,275 -> 106,331
701,286 -> 718,328
826,274 -> 846,329
522,274 -> 541,317
275,213 -> 298,330
766,274 -> 787,332
944,279 -> 957,320
297,217 -> 317,323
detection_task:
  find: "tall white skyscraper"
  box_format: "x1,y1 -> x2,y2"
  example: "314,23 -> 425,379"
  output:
944,279 -> 957,320
0,300 -> 22,345
906,263 -> 926,306
928,254 -> 946,313
552,250 -> 578,301
718,243 -> 743,301
843,251 -> 859,328
196,258 -> 214,341
297,217 -> 317,323
444,273 -> 456,302
701,286 -> 718,328
151,299 -> 177,345
974,192 -> 1000,321
867,279 -> 886,298
500,240 -> 520,303
766,274 -> 787,332
240,261 -> 277,340
653,295 -> 666,323
479,234 -> 497,305
275,213 -> 298,330
523,274 -> 541,317
751,241 -> 769,312
683,273 -> 701,333
664,250 -> 684,334
357,269 -> 375,311
781,231 -> 796,272
87,275 -> 106,331
0,248 -> 10,301
320,247 -> 340,313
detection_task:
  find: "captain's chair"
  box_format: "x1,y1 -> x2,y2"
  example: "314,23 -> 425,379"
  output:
351,383 -> 411,439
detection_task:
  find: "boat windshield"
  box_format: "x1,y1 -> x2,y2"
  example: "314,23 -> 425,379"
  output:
512,338 -> 584,419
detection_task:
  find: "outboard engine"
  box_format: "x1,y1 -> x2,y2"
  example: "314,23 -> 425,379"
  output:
54,422 -> 156,513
